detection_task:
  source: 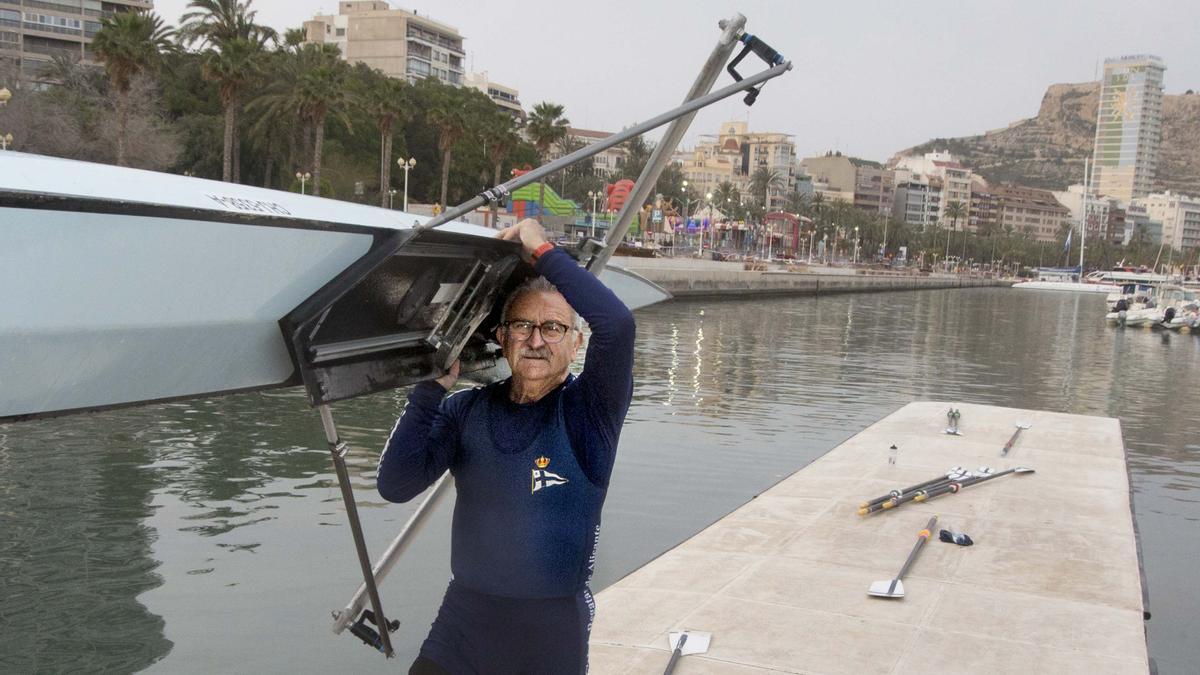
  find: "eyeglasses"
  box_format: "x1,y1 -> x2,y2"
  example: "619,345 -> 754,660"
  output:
503,319 -> 573,343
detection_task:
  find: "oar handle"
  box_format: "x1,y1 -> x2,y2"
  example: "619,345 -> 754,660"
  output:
913,467 -> 1027,504
663,634 -> 687,675
860,469 -> 960,510
894,516 -> 938,580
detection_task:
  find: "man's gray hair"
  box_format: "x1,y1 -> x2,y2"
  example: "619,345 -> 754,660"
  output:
500,276 -> 583,329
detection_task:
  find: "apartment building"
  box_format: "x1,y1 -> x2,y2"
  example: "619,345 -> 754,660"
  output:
799,153 -> 893,215
853,165 -> 894,217
1135,191 -> 1200,251
1122,202 -> 1163,246
545,127 -> 625,178
893,172 -> 942,228
1052,185 -> 1116,243
0,0 -> 152,83
1090,55 -> 1166,202
304,2 -> 464,87
680,121 -> 797,210
891,150 -> 973,227
969,183 -> 1001,234
464,71 -> 522,120
990,184 -> 1072,243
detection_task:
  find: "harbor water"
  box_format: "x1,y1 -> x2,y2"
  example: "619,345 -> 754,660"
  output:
1,287 -> 1196,673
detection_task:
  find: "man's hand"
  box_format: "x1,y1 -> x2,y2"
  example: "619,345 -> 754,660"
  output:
496,219 -> 548,260
435,360 -> 460,391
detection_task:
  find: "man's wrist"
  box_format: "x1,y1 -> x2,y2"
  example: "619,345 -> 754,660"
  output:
531,241 -> 555,262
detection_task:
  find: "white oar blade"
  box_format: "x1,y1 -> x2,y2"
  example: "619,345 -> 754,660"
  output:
668,631 -> 712,655
867,578 -> 905,598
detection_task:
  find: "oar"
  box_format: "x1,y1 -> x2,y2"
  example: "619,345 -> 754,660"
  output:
868,515 -> 938,599
862,468 -> 991,516
663,630 -> 712,674
913,466 -> 1035,504
1001,421 -> 1032,456
858,467 -> 965,515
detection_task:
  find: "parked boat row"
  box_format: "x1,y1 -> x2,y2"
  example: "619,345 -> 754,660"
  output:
1105,283 -> 1200,330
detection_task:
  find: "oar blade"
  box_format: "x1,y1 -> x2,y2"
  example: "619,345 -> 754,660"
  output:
867,578 -> 904,598
668,631 -> 712,655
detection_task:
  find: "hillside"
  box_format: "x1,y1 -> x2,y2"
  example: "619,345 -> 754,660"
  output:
895,83 -> 1200,195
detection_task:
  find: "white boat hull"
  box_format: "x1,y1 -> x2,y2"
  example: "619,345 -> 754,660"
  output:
1012,281 -> 1120,293
0,151 -> 670,421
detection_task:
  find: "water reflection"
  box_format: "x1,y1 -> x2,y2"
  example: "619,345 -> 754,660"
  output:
0,288 -> 1196,672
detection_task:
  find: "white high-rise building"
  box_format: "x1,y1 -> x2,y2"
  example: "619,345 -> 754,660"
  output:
304,2 -> 465,87
1089,55 -> 1166,202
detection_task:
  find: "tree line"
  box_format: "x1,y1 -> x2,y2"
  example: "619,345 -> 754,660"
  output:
0,1 -> 1185,271
0,0 -> 673,212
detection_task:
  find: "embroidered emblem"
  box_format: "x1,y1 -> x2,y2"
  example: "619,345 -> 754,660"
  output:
531,456 -> 568,493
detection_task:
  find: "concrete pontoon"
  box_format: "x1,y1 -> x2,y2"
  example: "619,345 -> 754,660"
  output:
589,402 -> 1149,674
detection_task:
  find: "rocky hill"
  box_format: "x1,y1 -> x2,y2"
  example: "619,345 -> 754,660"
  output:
895,82 -> 1200,196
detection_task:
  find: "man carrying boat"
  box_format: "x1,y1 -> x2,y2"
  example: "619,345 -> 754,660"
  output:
377,218 -> 636,674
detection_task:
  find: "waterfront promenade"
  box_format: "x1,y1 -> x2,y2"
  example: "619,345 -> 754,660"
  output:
588,401 -> 1148,674
612,256 -> 1007,298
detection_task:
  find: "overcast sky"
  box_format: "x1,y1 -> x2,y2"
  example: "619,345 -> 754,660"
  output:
151,0 -> 1199,161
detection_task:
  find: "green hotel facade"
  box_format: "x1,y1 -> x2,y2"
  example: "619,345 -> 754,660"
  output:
1089,54 -> 1166,203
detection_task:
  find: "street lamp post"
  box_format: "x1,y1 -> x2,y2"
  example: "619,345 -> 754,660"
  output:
397,157 -> 416,211
388,189 -> 398,209
587,190 -> 601,238
296,171 -> 311,195
0,89 -> 12,152
853,226 -> 860,264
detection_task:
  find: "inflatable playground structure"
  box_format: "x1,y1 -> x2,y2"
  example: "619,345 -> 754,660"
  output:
506,172 -> 724,239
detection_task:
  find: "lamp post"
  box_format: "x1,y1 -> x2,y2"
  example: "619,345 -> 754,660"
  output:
397,157 -> 416,211
853,226 -> 860,264
388,189 -> 398,209
587,190 -> 602,238
296,171 -> 311,195
0,88 -> 11,152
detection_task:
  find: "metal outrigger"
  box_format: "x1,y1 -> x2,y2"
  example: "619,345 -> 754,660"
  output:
320,11 -> 793,655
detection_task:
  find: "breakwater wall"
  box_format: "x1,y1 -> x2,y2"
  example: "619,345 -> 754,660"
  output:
612,256 -> 1007,299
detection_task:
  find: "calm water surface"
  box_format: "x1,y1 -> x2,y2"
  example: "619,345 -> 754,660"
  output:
1,288 -> 1196,673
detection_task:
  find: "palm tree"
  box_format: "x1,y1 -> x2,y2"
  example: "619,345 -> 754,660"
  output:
749,167 -> 784,211
426,84 -> 467,209
90,10 -> 175,166
526,101 -> 570,221
202,38 -> 267,182
250,43 -> 351,196
784,189 -> 808,215
483,112 -> 519,226
713,181 -> 739,212
181,0 -> 275,182
360,76 -> 410,207
943,200 -> 965,265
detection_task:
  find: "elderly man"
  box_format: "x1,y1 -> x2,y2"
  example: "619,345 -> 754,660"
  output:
378,218 -> 636,674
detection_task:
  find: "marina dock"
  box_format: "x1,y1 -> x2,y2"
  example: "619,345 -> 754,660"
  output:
589,402 -> 1149,674
613,257 -> 1006,298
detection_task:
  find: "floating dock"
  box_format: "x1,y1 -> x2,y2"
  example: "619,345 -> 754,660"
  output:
589,402 -> 1149,674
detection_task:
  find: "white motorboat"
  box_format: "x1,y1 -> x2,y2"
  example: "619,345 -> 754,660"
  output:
0,150 -> 671,422
1105,285 -> 1198,328
1105,283 -> 1156,311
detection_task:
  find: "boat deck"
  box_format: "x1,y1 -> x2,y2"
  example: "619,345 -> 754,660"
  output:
589,402 -> 1149,674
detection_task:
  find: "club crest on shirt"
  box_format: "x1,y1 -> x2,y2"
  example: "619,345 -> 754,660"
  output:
531,456 -> 568,493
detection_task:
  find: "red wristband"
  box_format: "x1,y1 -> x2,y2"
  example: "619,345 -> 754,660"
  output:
531,242 -> 555,261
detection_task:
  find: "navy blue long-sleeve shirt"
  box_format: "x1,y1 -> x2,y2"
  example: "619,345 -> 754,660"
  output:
377,248 -> 635,597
